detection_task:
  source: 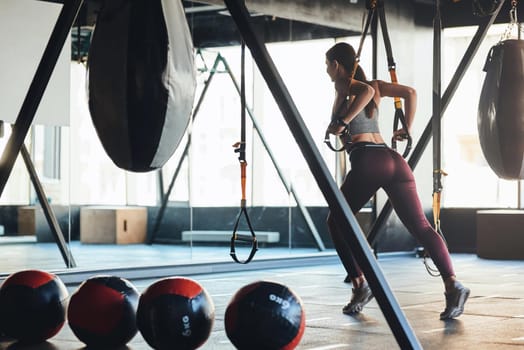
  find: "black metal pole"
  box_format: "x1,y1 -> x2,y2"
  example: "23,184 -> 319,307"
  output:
148,141 -> 190,244
372,12 -> 378,79
433,0 -> 442,197
223,0 -> 421,348
0,0 -> 84,196
21,144 -> 76,267
157,170 -> 165,205
367,1 -> 505,246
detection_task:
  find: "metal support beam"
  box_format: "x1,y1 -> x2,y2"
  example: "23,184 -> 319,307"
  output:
223,0 -> 421,348
0,0 -> 84,195
0,1 -> 83,268
21,144 -> 76,267
367,1 -> 505,248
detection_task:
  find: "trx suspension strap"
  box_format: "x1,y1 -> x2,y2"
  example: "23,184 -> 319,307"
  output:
428,0 -> 448,277
324,1 -> 411,158
377,0 -> 412,158
231,40 -> 258,264
324,1 -> 377,152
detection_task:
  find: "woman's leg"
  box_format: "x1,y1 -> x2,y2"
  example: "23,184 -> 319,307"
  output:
327,147 -> 394,314
326,170 -> 376,279
382,151 -> 455,280
383,151 -> 469,319
326,149 -> 385,280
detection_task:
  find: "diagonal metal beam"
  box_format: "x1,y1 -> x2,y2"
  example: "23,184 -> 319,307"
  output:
21,144 -> 76,267
223,0 -> 422,348
0,0 -> 84,196
367,0 -> 505,248
0,1 -> 83,268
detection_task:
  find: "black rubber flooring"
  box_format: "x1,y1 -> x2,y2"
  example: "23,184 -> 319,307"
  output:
0,253 -> 522,349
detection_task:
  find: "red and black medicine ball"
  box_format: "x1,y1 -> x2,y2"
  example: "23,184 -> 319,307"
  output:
225,280 -> 306,350
0,269 -> 68,344
137,277 -> 215,350
67,275 -> 140,348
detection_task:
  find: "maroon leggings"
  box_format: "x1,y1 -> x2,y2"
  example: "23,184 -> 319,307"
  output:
327,142 -> 454,280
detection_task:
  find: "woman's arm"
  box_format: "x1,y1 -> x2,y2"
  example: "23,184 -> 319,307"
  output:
376,80 -> 417,133
331,90 -> 347,117
328,80 -> 375,135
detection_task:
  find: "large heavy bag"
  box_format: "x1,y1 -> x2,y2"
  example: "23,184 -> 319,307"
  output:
478,39 -> 524,180
87,0 -> 196,172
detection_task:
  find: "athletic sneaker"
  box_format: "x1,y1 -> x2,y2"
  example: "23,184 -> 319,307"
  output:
342,282 -> 374,314
439,281 -> 470,320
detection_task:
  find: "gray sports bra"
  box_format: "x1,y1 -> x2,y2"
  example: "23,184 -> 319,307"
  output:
348,108 -> 380,134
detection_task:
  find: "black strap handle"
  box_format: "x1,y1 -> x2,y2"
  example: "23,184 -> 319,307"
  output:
324,118 -> 351,152
230,201 -> 258,264
391,109 -> 413,158
231,40 -> 258,264
377,3 -> 413,158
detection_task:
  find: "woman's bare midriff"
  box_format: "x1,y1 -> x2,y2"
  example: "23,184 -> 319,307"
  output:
351,133 -> 385,144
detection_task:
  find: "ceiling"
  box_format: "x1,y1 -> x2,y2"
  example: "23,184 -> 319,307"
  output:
71,0 -> 522,48
181,1 -> 356,48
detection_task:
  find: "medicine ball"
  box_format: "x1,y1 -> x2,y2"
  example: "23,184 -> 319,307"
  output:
0,269 -> 68,343
225,280 -> 305,350
67,275 -> 140,348
137,277 -> 215,350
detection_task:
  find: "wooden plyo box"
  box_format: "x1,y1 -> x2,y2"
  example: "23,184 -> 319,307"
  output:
18,205 -> 69,242
80,206 -> 147,244
17,206 -> 39,236
477,209 -> 524,259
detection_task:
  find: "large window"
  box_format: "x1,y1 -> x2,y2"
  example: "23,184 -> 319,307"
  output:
8,28 -> 522,210
163,37 -> 372,208
442,25 -> 522,208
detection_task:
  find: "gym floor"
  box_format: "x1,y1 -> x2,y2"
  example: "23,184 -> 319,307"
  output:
0,245 -> 521,349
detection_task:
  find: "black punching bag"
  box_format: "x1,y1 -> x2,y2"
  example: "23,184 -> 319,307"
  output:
478,39 -> 524,179
87,0 -> 196,172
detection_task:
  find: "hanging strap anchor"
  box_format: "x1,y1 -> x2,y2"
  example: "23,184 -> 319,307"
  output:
377,1 -> 412,158
432,168 -> 448,231
423,168 -> 449,277
230,41 -> 258,264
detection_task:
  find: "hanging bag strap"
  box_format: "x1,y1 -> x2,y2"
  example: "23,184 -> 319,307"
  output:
324,3 -> 377,152
231,40 -> 258,264
376,1 -> 412,158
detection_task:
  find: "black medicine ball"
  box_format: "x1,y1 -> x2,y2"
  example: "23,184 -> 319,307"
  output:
0,269 -> 68,344
137,277 -> 215,350
67,275 -> 140,348
225,280 -> 306,350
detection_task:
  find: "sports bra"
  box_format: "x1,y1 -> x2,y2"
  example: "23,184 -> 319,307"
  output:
348,108 -> 380,134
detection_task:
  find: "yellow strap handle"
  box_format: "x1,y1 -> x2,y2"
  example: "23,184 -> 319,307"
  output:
240,160 -> 247,203
432,192 -> 441,230
432,169 -> 448,230
388,69 -> 403,110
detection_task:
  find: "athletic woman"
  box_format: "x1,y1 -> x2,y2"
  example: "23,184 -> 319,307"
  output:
325,42 -> 469,320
